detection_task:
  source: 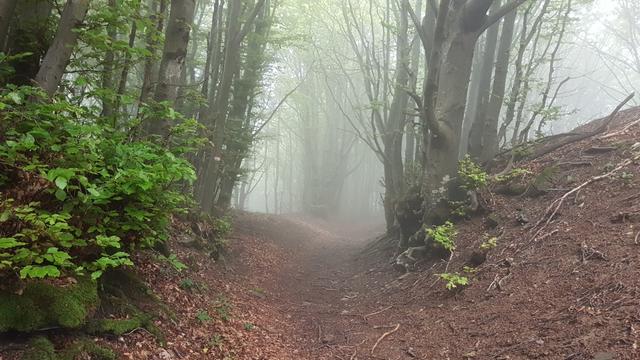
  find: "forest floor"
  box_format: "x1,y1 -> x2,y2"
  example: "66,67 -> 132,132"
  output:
3,109 -> 640,360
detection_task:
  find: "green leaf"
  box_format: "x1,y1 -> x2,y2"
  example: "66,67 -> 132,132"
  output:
55,189 -> 67,201
91,270 -> 103,280
95,235 -> 121,249
6,92 -> 22,105
20,265 -> 61,279
55,177 -> 68,190
0,237 -> 26,249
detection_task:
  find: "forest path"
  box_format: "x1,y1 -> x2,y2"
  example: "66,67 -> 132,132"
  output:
228,213 -> 414,360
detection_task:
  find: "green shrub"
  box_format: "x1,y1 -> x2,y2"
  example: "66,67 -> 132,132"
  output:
426,221 -> 457,252
0,86 -> 197,281
458,155 -> 488,191
437,273 -> 469,291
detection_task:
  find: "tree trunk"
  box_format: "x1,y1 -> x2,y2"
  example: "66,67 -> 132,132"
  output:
480,8 -> 516,161
34,0 -> 89,97
7,0 -> 53,86
0,0 -> 17,51
146,0 -> 196,136
139,0 -> 167,104
101,0 -> 117,118
467,1 -> 501,159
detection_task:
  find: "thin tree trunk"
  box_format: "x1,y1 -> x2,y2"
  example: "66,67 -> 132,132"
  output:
481,7 -> 516,161
139,0 -> 167,104
468,1 -> 501,159
101,0 -> 118,118
34,0 -> 90,97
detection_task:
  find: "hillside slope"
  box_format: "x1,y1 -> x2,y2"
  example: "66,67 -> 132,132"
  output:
3,108 -> 640,359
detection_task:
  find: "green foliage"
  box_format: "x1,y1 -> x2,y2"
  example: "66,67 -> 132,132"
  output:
215,295 -> 232,322
243,322 -> 255,331
426,221 -> 457,252
21,337 -> 57,360
0,277 -> 98,332
21,336 -> 116,360
437,273 -> 469,291
494,168 -> 532,183
0,86 -> 197,280
158,254 -> 188,272
480,236 -> 498,250
196,310 -> 212,323
458,155 -> 488,191
620,171 -> 634,184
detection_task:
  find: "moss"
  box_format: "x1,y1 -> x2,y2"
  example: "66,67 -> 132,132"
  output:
60,338 -> 116,360
86,317 -> 146,336
0,277 -> 98,332
21,337 -> 57,360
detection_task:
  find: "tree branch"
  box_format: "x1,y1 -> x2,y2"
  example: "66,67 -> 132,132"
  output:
481,0 -> 528,33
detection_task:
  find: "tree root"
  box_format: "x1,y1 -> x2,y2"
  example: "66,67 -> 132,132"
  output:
370,324 -> 400,355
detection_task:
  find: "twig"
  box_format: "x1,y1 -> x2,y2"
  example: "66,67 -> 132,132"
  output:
634,231 -> 639,245
364,306 -> 393,320
601,117 -> 640,139
371,324 -> 400,355
529,155 -> 639,243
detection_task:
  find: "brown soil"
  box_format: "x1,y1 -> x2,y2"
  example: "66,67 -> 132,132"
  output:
3,109 -> 640,359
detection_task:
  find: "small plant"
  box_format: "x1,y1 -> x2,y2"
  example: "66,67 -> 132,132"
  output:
620,171 -> 634,185
462,266 -> 477,274
209,334 -> 223,349
180,278 -> 197,291
494,168 -> 532,183
448,200 -> 468,217
438,273 -> 469,291
458,155 -> 488,191
243,322 -> 255,331
426,221 -> 457,252
480,236 -> 498,250
158,254 -> 188,272
196,310 -> 212,323
215,295 -> 232,322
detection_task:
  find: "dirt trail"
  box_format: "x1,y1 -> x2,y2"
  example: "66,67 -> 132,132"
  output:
228,213 -> 410,359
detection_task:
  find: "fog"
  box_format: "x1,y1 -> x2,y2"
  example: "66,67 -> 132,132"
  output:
233,0 -> 639,223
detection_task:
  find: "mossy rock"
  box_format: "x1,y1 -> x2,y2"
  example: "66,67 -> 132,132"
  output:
0,277 -> 98,332
21,337 -> 57,360
21,336 -> 115,360
60,338 -> 116,360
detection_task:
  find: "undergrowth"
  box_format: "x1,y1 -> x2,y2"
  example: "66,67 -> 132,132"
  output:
0,86 -> 200,281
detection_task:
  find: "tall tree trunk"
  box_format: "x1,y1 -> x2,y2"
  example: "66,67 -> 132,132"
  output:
467,1 -> 501,159
139,0 -> 167,104
7,0 -> 53,86
114,16 -> 139,119
146,0 -> 196,136
101,0 -> 118,118
481,7 -> 516,161
0,0 -> 17,51
421,0 -> 527,224
34,0 -> 90,97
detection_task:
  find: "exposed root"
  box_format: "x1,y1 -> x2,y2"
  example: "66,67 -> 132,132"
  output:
371,324 -> 400,355
364,306 -> 393,321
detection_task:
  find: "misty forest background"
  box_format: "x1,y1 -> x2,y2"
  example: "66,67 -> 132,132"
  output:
0,0 -> 639,281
